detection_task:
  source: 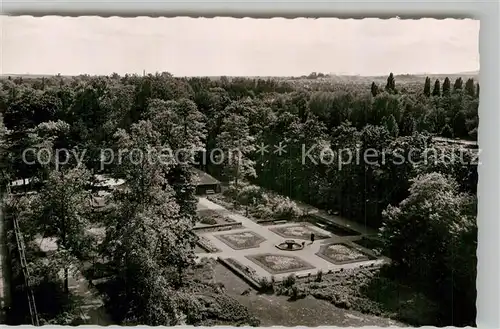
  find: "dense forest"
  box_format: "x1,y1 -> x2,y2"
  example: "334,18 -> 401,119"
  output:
0,72 -> 478,326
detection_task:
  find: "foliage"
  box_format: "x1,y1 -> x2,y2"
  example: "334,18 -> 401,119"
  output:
215,111 -> 256,185
29,167 -> 95,292
283,273 -> 297,287
257,277 -> 275,293
200,216 -> 218,225
0,114 -> 8,187
96,120 -> 200,325
379,173 -> 476,325
1,72 -> 478,326
432,79 -> 441,97
423,77 -> 431,97
276,266 -> 439,326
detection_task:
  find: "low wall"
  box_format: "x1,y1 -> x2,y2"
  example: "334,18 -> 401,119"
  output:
193,222 -> 243,233
256,219 -> 288,226
217,257 -> 262,290
196,236 -> 221,253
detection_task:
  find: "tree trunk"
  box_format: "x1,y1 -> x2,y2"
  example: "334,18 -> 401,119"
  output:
235,161 -> 240,187
64,267 -> 69,293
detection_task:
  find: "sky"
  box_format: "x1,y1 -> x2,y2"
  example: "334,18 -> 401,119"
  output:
1,16 -> 480,77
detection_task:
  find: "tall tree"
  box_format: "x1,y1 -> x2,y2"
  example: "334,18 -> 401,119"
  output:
423,77 -> 431,97
464,78 -> 475,97
440,123 -> 454,138
103,120 -> 196,325
382,114 -> 399,137
475,83 -> 480,98
442,77 -> 451,96
380,173 -> 476,326
370,82 -> 379,97
432,79 -> 441,97
145,98 -> 206,153
385,73 -> 396,93
216,113 -> 256,186
31,167 -> 95,293
453,77 -> 463,91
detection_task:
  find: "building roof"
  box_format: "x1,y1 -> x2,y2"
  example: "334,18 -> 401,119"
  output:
191,168 -> 220,186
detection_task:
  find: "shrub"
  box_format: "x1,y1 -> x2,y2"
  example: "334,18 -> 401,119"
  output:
200,216 -> 217,225
270,196 -> 303,220
222,182 -> 244,201
252,203 -> 273,219
237,185 -> 264,206
315,270 -> 323,282
289,286 -> 307,300
258,277 -> 274,293
282,273 -> 296,288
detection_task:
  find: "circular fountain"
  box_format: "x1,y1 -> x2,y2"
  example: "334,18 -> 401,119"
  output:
275,239 -> 304,251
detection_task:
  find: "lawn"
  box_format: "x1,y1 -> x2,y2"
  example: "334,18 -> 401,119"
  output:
212,261 -> 406,327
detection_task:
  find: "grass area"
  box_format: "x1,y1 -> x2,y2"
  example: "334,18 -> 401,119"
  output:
273,265 -> 439,326
195,245 -> 207,253
212,260 -> 405,327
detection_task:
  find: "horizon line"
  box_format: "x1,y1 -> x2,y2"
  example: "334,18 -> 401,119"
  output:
0,70 -> 480,79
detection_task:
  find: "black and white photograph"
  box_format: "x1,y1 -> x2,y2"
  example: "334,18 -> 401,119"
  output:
0,16 -> 479,327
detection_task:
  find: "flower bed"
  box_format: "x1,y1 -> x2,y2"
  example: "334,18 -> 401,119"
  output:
246,253 -> 315,274
215,231 -> 266,250
207,185 -> 303,223
269,224 -> 330,240
316,243 -> 374,265
197,236 -> 221,253
206,194 -> 238,212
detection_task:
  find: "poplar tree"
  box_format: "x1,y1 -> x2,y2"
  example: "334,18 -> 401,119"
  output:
432,79 -> 441,97
385,72 -> 396,92
371,82 -> 379,97
465,78 -> 475,97
442,77 -> 451,96
423,77 -> 431,97
453,77 -> 463,91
